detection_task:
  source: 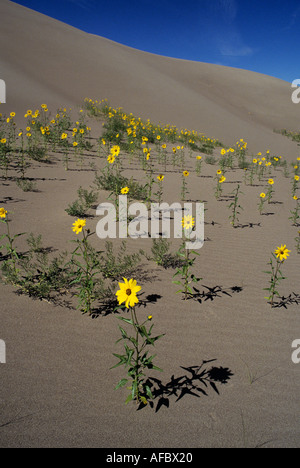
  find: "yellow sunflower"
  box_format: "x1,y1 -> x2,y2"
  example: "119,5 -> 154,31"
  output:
110,145 -> 120,157
182,215 -> 195,230
0,207 -> 8,219
116,278 -> 141,309
72,219 -> 86,235
274,244 -> 291,262
107,155 -> 115,164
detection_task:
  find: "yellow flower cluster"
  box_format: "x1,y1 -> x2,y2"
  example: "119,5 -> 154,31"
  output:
84,98 -> 220,150
236,138 -> 247,150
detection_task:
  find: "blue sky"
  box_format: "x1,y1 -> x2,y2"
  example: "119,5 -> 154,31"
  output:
11,0 -> 300,82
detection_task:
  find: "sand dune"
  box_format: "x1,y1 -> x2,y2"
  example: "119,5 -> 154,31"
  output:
1,0 -> 299,156
0,0 -> 300,449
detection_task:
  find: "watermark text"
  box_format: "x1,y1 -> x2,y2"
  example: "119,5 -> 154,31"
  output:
292,340 -> 300,364
0,339 -> 6,364
0,79 -> 6,104
291,79 -> 300,104
96,197 -> 204,250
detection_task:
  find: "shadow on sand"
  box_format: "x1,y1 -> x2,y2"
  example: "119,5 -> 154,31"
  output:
138,359 -> 234,412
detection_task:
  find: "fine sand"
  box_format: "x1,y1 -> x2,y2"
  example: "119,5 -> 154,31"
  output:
0,0 -> 299,448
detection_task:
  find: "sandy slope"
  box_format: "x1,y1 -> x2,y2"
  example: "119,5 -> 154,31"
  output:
0,0 -> 299,449
1,0 -> 299,155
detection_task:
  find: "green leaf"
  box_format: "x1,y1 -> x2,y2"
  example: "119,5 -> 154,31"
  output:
173,270 -> 182,277
13,232 -> 26,239
129,336 -> 138,347
126,349 -> 134,366
117,316 -> 134,325
139,325 -> 148,339
151,365 -> 163,372
125,393 -> 133,405
145,385 -> 153,399
115,378 -> 128,390
118,326 -> 128,339
131,381 -> 137,399
110,354 -> 126,369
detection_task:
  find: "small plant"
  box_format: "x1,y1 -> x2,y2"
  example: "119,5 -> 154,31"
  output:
263,244 -> 291,307
27,146 -> 47,162
172,216 -> 202,300
112,279 -> 164,405
18,234 -> 70,300
205,155 -> 217,165
0,138 -> 10,178
161,144 -> 168,172
16,131 -> 29,179
228,184 -> 243,227
215,173 -> 226,199
235,139 -> 248,168
195,156 -> 203,176
289,196 -> 300,226
94,169 -> 147,202
151,237 -> 171,267
282,160 -> 290,178
65,199 -> 86,217
69,219 -> 100,315
247,160 -> 257,186
151,237 -> 182,269
144,159 -> 155,207
16,178 -> 37,192
99,240 -> 143,281
292,175 -> 299,197
155,174 -> 165,204
0,208 -> 24,284
239,356 -> 259,385
78,186 -> 98,210
295,231 -> 300,254
258,192 -> 266,215
65,186 -> 98,217
266,179 -> 275,204
181,171 -> 190,201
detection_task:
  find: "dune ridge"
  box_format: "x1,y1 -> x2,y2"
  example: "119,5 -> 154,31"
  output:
0,0 -> 300,449
0,0 -> 299,156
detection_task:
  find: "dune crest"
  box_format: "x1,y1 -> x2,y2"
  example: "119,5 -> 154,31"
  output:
1,0 -> 299,156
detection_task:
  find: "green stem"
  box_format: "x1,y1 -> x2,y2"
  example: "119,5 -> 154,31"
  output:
270,259 -> 281,306
80,229 -> 92,314
131,307 -> 141,403
184,249 -> 189,300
